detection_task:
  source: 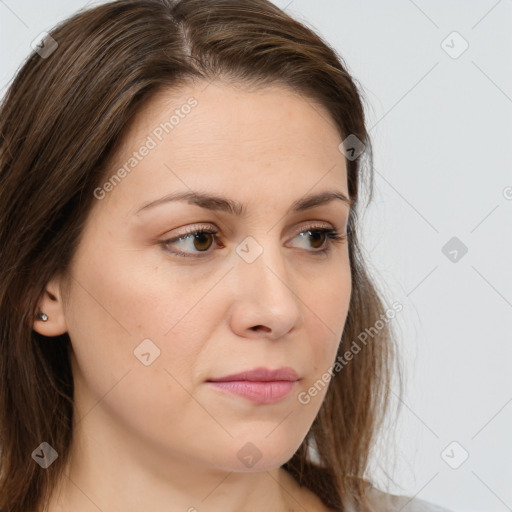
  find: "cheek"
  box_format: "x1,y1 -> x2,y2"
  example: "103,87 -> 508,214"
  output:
63,237 -> 222,395
66,231 -> 212,338
308,262 -> 351,352
297,264 -> 351,409
63,248 -> 212,442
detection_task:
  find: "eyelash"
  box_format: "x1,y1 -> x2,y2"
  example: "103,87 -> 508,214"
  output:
160,223 -> 347,259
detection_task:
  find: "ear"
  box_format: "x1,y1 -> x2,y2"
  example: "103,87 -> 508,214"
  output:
32,274 -> 69,337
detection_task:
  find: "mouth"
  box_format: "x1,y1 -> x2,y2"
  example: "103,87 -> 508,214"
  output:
206,366 -> 300,404
206,380 -> 298,404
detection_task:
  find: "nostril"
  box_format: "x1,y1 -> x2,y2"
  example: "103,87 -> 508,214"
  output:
251,325 -> 271,333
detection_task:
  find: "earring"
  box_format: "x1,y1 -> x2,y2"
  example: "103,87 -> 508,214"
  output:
38,312 -> 48,322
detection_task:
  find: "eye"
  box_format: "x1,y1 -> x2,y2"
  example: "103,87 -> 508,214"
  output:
291,226 -> 347,255
160,223 -> 347,258
160,224 -> 222,258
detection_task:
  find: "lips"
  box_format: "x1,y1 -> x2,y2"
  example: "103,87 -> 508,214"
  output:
207,366 -> 299,383
206,366 -> 300,404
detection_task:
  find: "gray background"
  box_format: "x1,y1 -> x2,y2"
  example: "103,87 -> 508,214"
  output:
1,1 -> 511,511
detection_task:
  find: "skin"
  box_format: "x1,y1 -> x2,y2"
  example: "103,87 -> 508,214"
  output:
34,80 -> 352,512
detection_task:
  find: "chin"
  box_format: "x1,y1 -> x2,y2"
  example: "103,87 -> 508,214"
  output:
208,431 -> 305,473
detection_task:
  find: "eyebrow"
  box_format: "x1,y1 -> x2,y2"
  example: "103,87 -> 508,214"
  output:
135,189 -> 353,216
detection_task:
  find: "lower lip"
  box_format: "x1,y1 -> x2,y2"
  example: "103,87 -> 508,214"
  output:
207,380 -> 297,404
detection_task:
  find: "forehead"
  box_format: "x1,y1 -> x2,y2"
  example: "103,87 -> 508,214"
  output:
98,80 -> 349,215
119,80 -> 343,161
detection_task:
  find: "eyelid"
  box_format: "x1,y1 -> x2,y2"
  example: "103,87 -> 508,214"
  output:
166,222 -> 217,238
162,220 -> 339,241
292,220 -> 334,235
160,219 -> 347,258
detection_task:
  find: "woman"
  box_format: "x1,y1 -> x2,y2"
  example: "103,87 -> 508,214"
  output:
0,1 -> 453,511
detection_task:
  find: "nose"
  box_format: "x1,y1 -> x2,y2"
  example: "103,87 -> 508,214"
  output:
228,236 -> 303,340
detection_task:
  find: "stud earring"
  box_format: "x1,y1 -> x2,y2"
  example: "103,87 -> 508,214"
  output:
37,312 -> 48,322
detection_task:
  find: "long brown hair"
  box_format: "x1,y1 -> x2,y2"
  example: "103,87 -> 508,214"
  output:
0,1 -> 402,510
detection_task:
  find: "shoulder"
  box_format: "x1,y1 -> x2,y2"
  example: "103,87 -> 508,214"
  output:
366,485 -> 454,512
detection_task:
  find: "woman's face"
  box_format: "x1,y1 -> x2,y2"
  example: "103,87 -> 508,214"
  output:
51,80 -> 352,474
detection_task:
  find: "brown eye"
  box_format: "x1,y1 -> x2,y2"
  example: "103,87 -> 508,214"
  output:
291,227 -> 346,254
161,224 -> 346,259
190,232 -> 214,251
301,230 -> 327,249
161,226 -> 220,258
